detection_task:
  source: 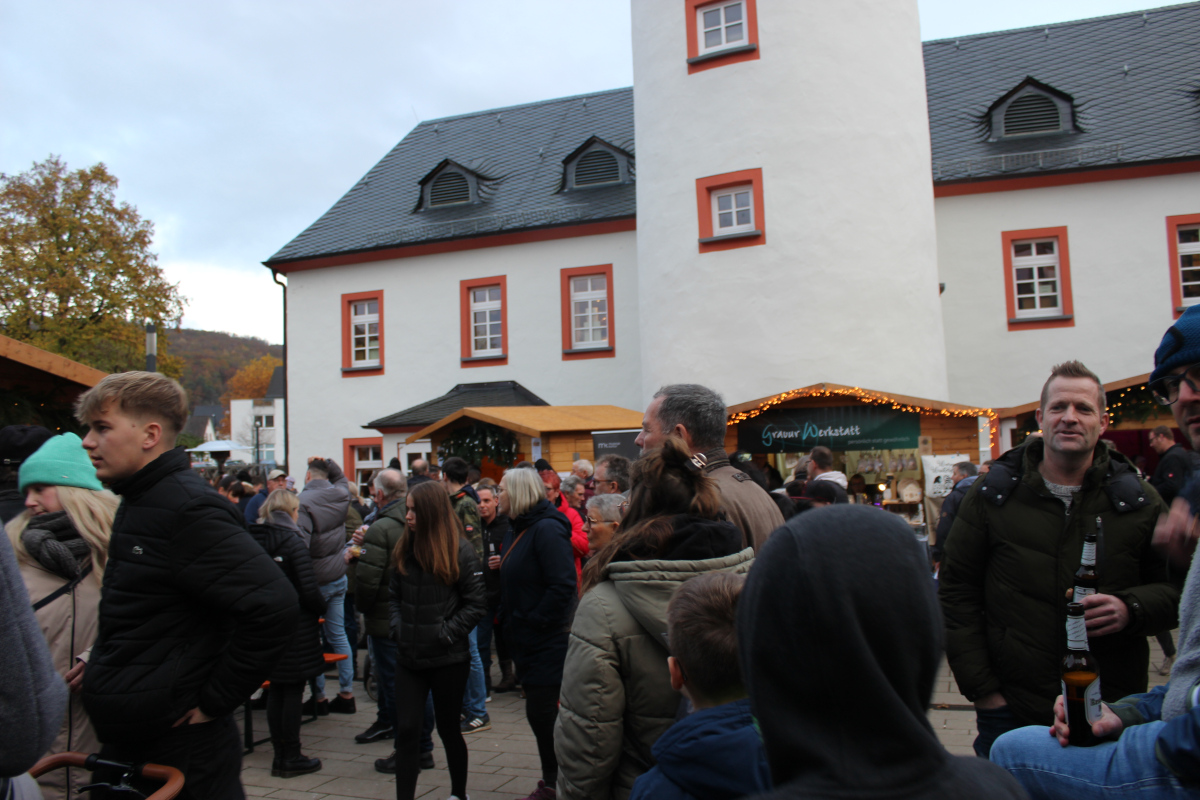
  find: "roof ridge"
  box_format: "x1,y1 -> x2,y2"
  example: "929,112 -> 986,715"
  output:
922,1 -> 1200,45
417,86 -> 633,127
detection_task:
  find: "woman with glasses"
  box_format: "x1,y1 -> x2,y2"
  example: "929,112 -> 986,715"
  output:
583,493 -> 623,555
554,436 -> 755,800
497,467 -> 577,800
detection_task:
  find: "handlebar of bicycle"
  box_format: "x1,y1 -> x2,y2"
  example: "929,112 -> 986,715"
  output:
30,752 -> 185,800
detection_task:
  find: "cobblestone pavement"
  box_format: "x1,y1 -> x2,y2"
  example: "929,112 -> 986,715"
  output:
238,634 -> 1177,798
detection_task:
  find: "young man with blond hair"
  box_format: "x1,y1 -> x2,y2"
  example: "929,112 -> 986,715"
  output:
76,372 -> 298,799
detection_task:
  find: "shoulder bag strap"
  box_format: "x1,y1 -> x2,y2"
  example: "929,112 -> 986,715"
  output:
32,561 -> 93,612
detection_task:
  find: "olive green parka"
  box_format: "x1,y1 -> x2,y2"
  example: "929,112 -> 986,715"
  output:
354,499 -> 407,638
940,438 -> 1178,726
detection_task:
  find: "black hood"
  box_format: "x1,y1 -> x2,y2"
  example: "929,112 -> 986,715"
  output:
739,505 -> 947,794
513,497 -> 569,535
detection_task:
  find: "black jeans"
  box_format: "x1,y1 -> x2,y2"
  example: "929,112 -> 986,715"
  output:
266,681 -> 304,753
394,660 -> 471,800
93,715 -> 244,800
974,705 -> 1023,759
524,683 -> 561,786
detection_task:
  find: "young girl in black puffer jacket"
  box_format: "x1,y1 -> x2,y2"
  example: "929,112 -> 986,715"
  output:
248,489 -> 327,779
389,481 -> 486,800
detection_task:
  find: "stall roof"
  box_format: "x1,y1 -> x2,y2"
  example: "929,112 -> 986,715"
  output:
405,405 -> 644,444
368,381 -> 548,430
995,372 -> 1151,418
0,334 -> 107,391
726,382 -> 996,422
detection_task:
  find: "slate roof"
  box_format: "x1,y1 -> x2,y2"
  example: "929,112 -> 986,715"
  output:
193,404 -> 224,422
264,366 -> 284,400
182,414 -> 213,440
924,2 -> 1200,182
267,88 -> 635,265
366,381 -> 549,429
268,4 -> 1200,263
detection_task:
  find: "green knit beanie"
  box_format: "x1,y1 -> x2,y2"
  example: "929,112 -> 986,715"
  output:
19,433 -> 103,492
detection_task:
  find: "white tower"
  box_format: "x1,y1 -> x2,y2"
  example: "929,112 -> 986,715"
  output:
632,0 -> 949,404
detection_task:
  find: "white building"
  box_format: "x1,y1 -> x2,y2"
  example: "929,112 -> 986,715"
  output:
227,366 -> 286,468
265,1 -> 1200,474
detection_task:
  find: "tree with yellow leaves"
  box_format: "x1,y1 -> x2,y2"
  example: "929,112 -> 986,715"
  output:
218,355 -> 283,436
0,156 -> 185,375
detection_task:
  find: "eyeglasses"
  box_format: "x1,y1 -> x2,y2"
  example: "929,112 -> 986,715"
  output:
1150,364 -> 1200,405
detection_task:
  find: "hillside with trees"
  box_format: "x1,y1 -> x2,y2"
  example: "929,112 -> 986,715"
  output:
171,328 -> 283,406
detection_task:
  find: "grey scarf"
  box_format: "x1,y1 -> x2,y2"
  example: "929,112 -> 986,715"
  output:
1164,545 -> 1200,720
20,511 -> 90,580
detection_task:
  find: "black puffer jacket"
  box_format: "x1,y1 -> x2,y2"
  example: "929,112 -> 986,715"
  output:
389,537 -> 486,670
82,448 -> 298,743
249,512 -> 327,684
482,512 -> 512,606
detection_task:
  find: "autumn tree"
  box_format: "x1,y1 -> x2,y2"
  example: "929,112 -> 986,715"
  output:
218,355 -> 283,436
0,156 -> 185,375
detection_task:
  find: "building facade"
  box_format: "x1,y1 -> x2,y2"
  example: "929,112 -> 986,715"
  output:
266,1 -> 1200,475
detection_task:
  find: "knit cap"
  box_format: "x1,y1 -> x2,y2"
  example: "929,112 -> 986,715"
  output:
19,433 -> 103,492
1151,305 -> 1200,384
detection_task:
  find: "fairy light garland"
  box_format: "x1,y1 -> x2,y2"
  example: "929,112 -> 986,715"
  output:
726,386 -> 999,448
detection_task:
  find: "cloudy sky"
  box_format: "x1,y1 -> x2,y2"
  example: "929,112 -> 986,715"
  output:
1,1 -> 1158,344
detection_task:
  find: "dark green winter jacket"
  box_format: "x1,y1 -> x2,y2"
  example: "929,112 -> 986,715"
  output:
941,437 -> 1178,727
354,500 -> 406,638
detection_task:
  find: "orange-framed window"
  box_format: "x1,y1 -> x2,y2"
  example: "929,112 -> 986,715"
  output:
685,0 -> 760,74
460,276 -> 508,367
343,437 -> 383,498
695,169 -> 766,254
560,264 -> 615,361
1168,214 -> 1200,319
341,290 -> 384,377
1001,227 -> 1075,331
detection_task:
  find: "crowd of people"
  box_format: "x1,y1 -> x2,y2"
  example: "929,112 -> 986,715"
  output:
8,308 -> 1200,800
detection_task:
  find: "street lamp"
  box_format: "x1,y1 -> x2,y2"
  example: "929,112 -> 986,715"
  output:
254,419 -> 263,465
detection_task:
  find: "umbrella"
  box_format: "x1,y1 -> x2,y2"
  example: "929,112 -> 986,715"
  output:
187,439 -> 250,452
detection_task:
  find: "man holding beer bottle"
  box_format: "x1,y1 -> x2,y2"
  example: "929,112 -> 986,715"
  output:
991,306 -> 1200,796
940,360 -> 1177,758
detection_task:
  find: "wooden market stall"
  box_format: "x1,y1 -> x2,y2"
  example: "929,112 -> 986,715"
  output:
405,404 -> 644,476
0,334 -> 107,430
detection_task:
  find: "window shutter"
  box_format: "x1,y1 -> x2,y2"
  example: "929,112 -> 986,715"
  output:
1004,94 -> 1061,135
430,171 -> 471,205
574,150 -> 621,186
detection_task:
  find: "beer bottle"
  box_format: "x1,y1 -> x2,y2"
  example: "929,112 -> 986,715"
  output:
1072,518 -> 1100,603
1061,602 -> 1102,746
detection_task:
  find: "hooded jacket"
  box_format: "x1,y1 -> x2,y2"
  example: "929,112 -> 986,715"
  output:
739,506 -> 1026,800
931,473 -> 977,563
628,698 -> 771,800
554,515 -> 753,800
248,512 -> 327,684
940,438 -> 1176,726
500,498 -> 576,686
82,448 -> 298,743
297,460 -> 351,585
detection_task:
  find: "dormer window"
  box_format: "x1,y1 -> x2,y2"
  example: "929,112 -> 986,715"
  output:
430,171 -> 471,206
987,78 -> 1076,141
563,138 -> 633,191
417,160 -> 480,209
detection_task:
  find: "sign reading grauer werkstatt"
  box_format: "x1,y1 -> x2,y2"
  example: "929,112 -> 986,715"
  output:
736,406 -> 921,453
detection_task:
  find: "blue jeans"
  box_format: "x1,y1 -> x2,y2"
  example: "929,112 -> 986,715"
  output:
367,634 -> 397,728
462,626 -> 487,718
314,576 -> 353,697
991,721 -> 1196,798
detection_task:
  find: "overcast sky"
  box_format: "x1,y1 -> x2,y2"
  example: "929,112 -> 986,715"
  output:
0,1 -> 1161,345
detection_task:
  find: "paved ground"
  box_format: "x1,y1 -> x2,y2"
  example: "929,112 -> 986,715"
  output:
238,634 -> 1177,798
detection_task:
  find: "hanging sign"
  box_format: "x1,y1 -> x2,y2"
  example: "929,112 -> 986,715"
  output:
592,429 -> 642,462
921,454 -> 970,498
736,406 -> 921,453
